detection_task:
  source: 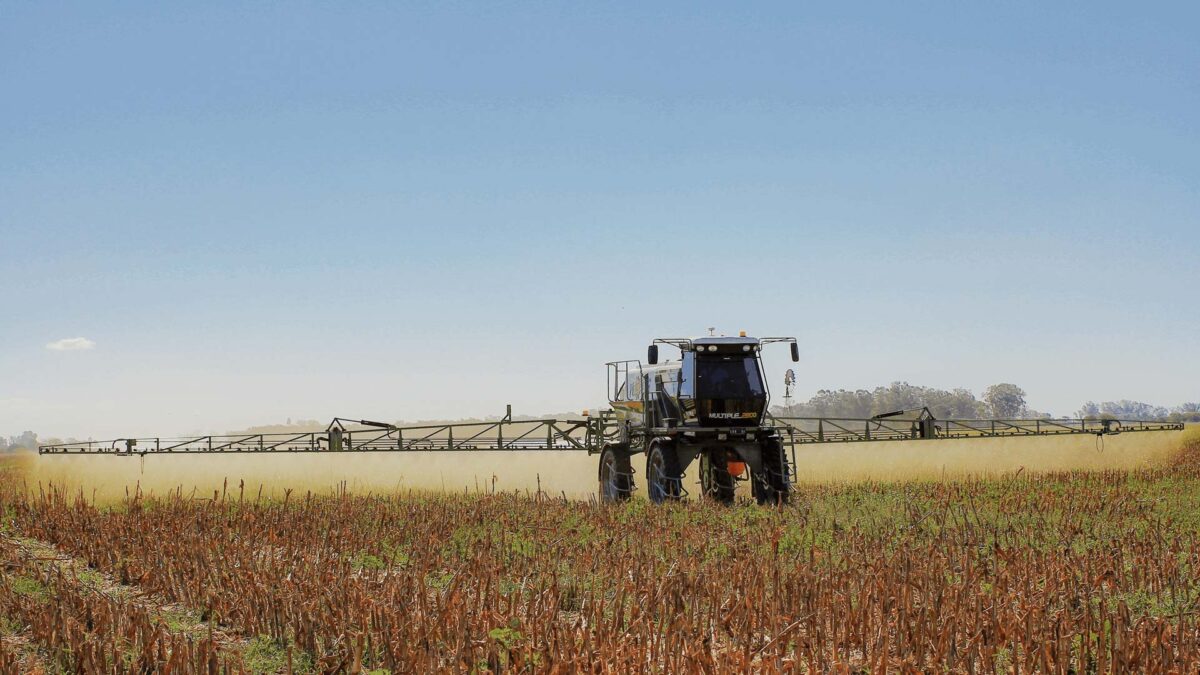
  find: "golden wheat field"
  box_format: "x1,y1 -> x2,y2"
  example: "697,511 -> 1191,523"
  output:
0,428 -> 1197,673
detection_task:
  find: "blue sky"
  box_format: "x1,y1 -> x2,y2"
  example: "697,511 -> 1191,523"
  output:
2,2 -> 1197,439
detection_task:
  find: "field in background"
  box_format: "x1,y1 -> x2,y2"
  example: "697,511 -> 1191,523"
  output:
0,428 -> 1197,672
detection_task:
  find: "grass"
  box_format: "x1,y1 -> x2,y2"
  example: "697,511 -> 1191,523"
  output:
158,607 -> 206,635
8,575 -> 48,602
72,567 -> 105,590
241,635 -> 314,675
0,614 -> 22,635
348,550 -> 385,571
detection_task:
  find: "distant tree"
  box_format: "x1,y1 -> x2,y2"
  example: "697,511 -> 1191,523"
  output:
983,384 -> 1026,419
802,389 -> 875,418
871,382 -> 927,416
1168,403 -> 1200,423
1076,401 -> 1101,420
5,431 -> 38,452
778,382 -> 990,419
924,387 -> 988,419
1099,400 -> 1169,420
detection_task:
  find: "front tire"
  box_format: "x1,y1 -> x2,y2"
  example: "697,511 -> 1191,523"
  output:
753,439 -> 791,506
699,452 -> 736,505
598,445 -> 633,503
646,441 -> 683,503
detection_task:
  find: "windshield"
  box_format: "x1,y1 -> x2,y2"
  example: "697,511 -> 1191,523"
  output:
695,356 -> 765,399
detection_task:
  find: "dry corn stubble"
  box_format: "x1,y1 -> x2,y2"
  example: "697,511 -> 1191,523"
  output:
0,428 -> 1196,672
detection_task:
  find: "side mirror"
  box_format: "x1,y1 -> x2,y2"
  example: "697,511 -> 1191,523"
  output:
647,344 -> 659,365
790,342 -> 800,362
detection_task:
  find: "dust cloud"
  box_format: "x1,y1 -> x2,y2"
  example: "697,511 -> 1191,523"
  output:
18,430 -> 1189,504
21,451 -> 602,503
786,429 -> 1186,483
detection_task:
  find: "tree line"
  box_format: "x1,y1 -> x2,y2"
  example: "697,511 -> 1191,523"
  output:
772,382 -> 1200,423
1076,401 -> 1200,424
0,431 -> 39,453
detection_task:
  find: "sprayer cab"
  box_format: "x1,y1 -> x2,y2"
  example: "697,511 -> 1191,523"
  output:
636,335 -> 799,429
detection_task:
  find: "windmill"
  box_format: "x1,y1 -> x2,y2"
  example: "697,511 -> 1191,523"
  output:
783,369 -> 796,415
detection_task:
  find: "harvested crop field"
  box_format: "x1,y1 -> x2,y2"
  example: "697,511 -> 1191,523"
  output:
1,429 -> 1199,673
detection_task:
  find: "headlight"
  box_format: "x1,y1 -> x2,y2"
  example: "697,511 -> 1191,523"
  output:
707,345 -> 717,352
742,345 -> 751,351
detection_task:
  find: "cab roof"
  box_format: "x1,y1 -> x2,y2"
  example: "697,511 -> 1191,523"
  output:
691,336 -> 760,346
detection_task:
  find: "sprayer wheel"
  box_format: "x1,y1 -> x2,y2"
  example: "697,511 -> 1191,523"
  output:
699,453 -> 736,505
646,441 -> 683,504
753,439 -> 792,506
598,446 -> 634,503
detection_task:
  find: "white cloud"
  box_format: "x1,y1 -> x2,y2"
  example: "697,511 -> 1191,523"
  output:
45,337 -> 96,351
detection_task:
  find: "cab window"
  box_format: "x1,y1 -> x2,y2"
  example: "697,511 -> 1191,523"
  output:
679,353 -> 695,398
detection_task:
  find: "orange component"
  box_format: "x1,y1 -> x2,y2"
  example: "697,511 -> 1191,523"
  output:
726,461 -> 746,477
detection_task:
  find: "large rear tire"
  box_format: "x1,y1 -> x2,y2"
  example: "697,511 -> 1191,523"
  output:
753,439 -> 791,506
699,452 -> 736,505
598,446 -> 633,503
646,441 -> 683,504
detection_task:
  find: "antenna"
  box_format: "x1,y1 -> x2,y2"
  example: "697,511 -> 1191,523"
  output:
707,326 -> 716,336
